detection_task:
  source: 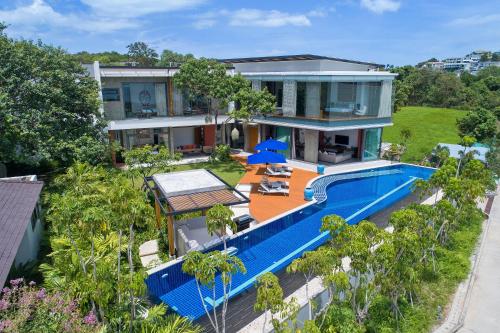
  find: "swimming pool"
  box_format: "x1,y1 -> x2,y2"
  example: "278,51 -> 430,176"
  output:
145,164 -> 434,320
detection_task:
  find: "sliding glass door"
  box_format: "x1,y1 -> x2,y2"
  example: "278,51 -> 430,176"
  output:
362,128 -> 382,161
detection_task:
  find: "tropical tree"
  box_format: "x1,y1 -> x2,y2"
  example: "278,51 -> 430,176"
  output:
159,49 -> 194,66
174,59 -> 275,146
205,204 -> 236,252
0,24 -> 108,169
123,145 -> 181,186
127,41 -> 158,66
182,250 -> 246,333
254,272 -> 284,333
457,108 -> 497,142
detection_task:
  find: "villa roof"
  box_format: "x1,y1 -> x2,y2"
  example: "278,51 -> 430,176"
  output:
0,179 -> 43,288
219,54 -> 383,67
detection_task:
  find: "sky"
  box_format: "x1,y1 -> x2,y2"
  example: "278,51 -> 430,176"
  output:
0,0 -> 499,66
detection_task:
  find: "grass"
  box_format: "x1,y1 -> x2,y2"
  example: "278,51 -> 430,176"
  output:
383,106 -> 466,163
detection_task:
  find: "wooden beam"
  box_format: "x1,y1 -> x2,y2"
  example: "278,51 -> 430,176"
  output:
167,78 -> 174,116
154,189 -> 162,229
167,206 -> 175,257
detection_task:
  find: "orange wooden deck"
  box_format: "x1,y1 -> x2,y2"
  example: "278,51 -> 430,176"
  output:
234,156 -> 317,222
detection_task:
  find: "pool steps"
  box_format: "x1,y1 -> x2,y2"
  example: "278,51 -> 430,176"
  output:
310,169 -> 403,204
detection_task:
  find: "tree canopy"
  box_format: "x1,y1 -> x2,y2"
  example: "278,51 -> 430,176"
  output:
0,24 -> 108,169
126,41 -> 158,66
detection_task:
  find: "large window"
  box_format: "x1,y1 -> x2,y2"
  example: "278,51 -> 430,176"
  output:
262,81 -> 283,107
320,82 -> 381,119
122,82 -> 168,118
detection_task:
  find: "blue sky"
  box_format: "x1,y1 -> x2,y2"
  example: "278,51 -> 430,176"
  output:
0,0 -> 499,65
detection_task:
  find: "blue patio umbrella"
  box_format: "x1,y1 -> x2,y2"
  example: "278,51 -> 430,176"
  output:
247,150 -> 286,165
255,139 -> 288,152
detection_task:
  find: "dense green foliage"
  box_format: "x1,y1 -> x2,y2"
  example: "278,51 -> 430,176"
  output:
457,108 -> 498,142
38,163 -> 201,332
383,107 -> 465,163
72,51 -> 129,65
126,42 -> 159,66
0,24 -> 108,170
392,66 -> 499,111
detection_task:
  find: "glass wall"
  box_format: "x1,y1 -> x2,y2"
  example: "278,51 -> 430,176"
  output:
290,81 -> 382,121
182,91 -> 209,115
262,81 -> 283,108
123,83 -> 168,118
362,128 -> 382,161
320,82 -> 381,120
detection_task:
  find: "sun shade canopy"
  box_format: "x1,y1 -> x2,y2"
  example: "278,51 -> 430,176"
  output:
255,139 -> 288,151
247,150 -> 287,165
167,189 -> 241,212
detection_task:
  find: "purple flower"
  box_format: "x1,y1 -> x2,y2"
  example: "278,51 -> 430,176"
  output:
36,288 -> 46,300
0,299 -> 8,311
0,319 -> 12,331
83,311 -> 97,326
9,278 -> 23,287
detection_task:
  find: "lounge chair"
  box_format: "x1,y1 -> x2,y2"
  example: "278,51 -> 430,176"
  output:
265,167 -> 291,178
262,176 -> 289,188
258,183 -> 289,196
272,165 -> 293,173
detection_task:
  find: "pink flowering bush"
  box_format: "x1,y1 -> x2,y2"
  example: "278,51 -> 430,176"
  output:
0,278 -> 100,333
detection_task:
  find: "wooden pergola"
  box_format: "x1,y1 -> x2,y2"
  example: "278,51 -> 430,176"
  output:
144,169 -> 250,257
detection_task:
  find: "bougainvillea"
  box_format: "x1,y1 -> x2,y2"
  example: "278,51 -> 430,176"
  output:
0,278 -> 100,333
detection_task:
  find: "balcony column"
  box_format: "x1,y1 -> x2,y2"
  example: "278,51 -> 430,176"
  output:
378,80 -> 393,118
305,82 -> 321,118
251,80 -> 261,91
304,129 -> 319,163
108,130 -> 117,166
282,80 -> 297,117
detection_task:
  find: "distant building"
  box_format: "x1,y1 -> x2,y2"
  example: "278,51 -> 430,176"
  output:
0,175 -> 43,288
421,50 -> 499,74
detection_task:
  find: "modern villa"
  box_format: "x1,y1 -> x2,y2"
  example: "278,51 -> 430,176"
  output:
85,54 -> 397,165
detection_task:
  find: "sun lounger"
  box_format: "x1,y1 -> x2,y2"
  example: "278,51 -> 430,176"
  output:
272,165 -> 293,173
258,183 -> 289,196
261,176 -> 289,188
265,167 -> 291,178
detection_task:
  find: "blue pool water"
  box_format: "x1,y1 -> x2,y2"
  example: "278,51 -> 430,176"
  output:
146,164 -> 434,320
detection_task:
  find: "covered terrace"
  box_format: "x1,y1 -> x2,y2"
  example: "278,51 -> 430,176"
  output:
144,169 -> 250,257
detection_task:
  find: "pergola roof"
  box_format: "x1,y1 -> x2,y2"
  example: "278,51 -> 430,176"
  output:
146,169 -> 249,216
167,189 -> 242,212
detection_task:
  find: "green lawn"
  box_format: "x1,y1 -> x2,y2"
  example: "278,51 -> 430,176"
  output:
383,106 -> 466,163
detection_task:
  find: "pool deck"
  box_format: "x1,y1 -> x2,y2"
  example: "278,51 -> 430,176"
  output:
233,153 -> 392,222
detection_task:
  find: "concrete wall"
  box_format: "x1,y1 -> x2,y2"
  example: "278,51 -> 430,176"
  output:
233,59 -> 375,73
305,82 -> 321,118
282,80 -> 297,116
378,80 -> 393,118
304,129 -> 319,163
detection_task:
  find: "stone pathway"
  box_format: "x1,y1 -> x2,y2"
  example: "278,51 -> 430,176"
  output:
456,192 -> 500,333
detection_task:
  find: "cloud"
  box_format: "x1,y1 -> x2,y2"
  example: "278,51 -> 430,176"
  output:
360,0 -> 401,14
0,0 -> 138,34
80,0 -> 207,18
229,9 -> 311,27
192,8 -> 314,29
448,14 -> 500,27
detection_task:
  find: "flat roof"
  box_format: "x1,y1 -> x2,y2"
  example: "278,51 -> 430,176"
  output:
219,54 -> 383,67
0,179 -> 43,288
106,115 -> 233,131
436,143 -> 490,163
153,169 -> 226,198
167,189 -> 241,212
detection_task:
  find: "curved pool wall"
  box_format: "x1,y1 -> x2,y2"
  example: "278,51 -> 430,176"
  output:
145,164 -> 434,320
